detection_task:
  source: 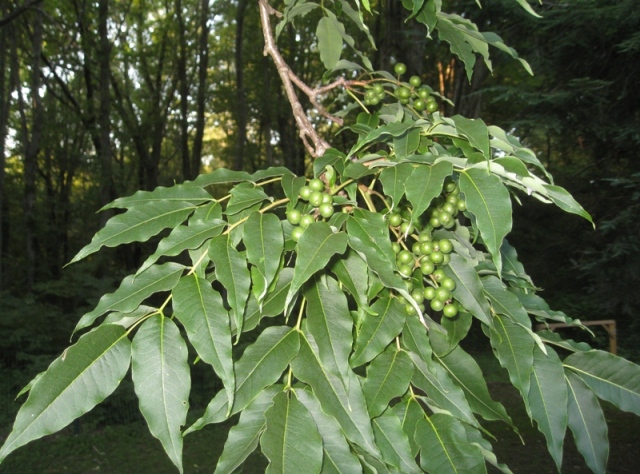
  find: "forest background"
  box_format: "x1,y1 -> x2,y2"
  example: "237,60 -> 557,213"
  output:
0,0 -> 639,444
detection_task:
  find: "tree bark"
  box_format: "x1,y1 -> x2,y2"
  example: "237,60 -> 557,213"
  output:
234,0 -> 250,171
190,0 -> 210,180
97,0 -> 113,226
175,0 -> 191,180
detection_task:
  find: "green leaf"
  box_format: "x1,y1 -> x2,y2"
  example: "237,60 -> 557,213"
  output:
451,116 -> 491,158
482,275 -> 530,326
543,184 -> 594,225
172,275 -> 234,412
186,326 -> 300,433
490,314 -> 534,410
405,161 -> 453,225
565,372 -> 608,474
304,275 -> 353,380
244,212 -> 284,304
101,183 -> 213,211
444,254 -> 492,325
281,174 -> 307,207
295,388 -> 363,474
362,347 -> 413,417
409,352 -> 480,428
528,345 -> 567,470
400,314 -> 433,362
213,386 -> 281,474
372,414 -> 422,474
349,122 -> 413,156
285,222 -> 348,311
138,218 -> 227,274
0,325 -> 131,462
379,163 -> 413,209
131,315 -> 190,473
460,168 -> 512,276
563,350 -> 640,416
209,234 -> 251,337
390,396 -> 425,457
243,268 -> 294,334
251,166 -> 295,182
70,201 -> 198,264
316,16 -> 343,70
330,249 -> 369,310
226,183 -> 270,215
291,333 -> 379,457
351,294 -> 407,368
346,210 -> 406,293
430,330 -> 513,425
75,262 -> 185,333
261,391 -> 323,474
434,14 -> 478,80
192,168 -> 253,187
393,128 -> 421,160
415,414 -> 485,474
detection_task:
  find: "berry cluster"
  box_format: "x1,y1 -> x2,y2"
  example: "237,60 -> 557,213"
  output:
362,62 -> 438,113
387,179 -> 466,319
287,178 -> 335,241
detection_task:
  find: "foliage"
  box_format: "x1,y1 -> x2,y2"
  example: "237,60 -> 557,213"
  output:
2,0 -> 640,473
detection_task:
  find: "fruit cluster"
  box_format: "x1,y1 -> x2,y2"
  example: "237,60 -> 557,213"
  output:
362,62 -> 438,113
287,178 -> 335,241
387,179 -> 466,319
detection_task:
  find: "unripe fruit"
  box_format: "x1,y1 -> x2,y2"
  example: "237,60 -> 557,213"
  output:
405,304 -> 417,315
300,214 -> 315,229
400,221 -> 415,234
426,100 -> 438,113
430,298 -> 445,312
435,287 -> 451,302
394,62 -> 407,75
439,239 -> 453,254
321,193 -> 333,204
318,202 -> 334,218
397,250 -> 415,265
443,304 -> 458,318
392,242 -> 401,254
442,253 -> 451,265
291,226 -> 304,242
287,209 -> 302,225
388,212 -> 403,227
423,286 -> 437,300
411,288 -> 425,304
456,199 -> 467,211
441,277 -> 456,291
398,264 -> 413,278
373,83 -> 384,94
444,180 -> 458,193
418,88 -> 430,100
309,178 -> 325,192
309,191 -> 324,207
409,75 -> 421,87
412,242 -> 422,255
418,232 -> 432,242
420,260 -> 435,275
432,269 -> 446,281
413,99 -> 426,111
420,241 -> 434,255
429,251 -> 444,264
396,87 -> 411,100
299,185 -> 312,200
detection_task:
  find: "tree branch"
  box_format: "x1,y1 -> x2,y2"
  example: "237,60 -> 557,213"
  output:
258,0 -> 356,158
0,0 -> 44,28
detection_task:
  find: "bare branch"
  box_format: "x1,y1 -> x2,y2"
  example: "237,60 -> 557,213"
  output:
259,0 -> 357,158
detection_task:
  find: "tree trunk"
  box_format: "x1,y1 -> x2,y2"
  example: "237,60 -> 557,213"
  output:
97,0 -> 113,226
22,8 -> 45,289
191,0 -> 210,180
175,0 -> 192,180
234,0 -> 249,171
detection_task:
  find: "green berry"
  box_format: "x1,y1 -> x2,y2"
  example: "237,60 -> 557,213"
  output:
300,214 -> 315,229
388,212 -> 403,227
443,304 -> 459,318
299,185 -> 312,200
423,286 -> 437,300
420,260 -> 435,275
291,226 -> 304,242
318,202 -> 334,218
439,239 -> 453,254
430,298 -> 445,312
441,277 -> 456,291
309,178 -> 325,192
286,209 -> 302,225
394,63 -> 407,75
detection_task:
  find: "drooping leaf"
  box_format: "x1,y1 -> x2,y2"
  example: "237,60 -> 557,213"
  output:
404,161 -> 453,225
490,314 -> 534,411
192,168 -> 253,187
243,212 -> 284,304
285,221 -> 348,311
172,274 -> 234,411
543,184 -> 594,225
451,115 -> 491,158
390,396 -> 425,457
330,249 -> 369,310
209,234 -> 251,337
295,388 -> 363,474
379,163 -> 413,209
291,333 -> 380,457
213,386 -> 280,474
251,166 -> 295,182
563,350 -> 640,416
225,183 -> 270,216
415,413 -> 486,474
346,210 -> 406,293
351,294 -> 407,368
186,326 -> 300,433
445,254 -> 492,325
372,413 -> 422,474
75,262 -> 185,333
304,275 -> 353,381
431,330 -> 513,425
460,167 -> 512,276
261,391 -> 323,474
138,218 -> 227,274
362,347 -> 413,417
393,128 -> 421,160
409,351 -> 480,428
131,315 -> 190,473
242,268 -> 294,334
400,314 -> 433,362
565,371 -> 609,474
528,345 -> 567,471
482,275 -> 530,326
101,183 -> 213,211
281,174 -> 307,206
0,325 -> 131,462
316,16 -> 343,70
69,201 -> 198,264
